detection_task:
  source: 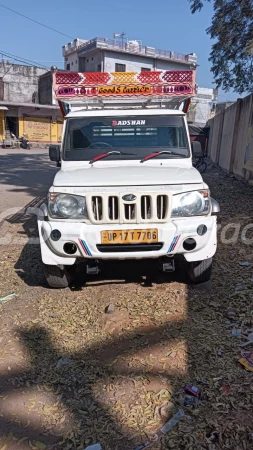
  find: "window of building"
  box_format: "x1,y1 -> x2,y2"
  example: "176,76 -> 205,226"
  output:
66,63 -> 70,71
87,58 -> 89,62
92,57 -> 93,61
65,57 -> 68,61
141,67 -> 151,72
97,64 -> 101,72
115,63 -> 126,72
71,62 -> 73,66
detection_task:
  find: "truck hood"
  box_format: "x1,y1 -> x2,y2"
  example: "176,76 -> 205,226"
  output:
53,165 -> 202,187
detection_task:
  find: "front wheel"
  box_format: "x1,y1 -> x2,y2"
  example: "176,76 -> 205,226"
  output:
43,264 -> 74,288
187,257 -> 212,284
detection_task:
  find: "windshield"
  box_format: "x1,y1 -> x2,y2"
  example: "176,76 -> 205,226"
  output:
63,115 -> 190,161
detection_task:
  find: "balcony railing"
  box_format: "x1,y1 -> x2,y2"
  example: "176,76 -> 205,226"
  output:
63,37 -> 197,64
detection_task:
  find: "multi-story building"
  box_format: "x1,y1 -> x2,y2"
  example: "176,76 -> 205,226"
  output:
0,62 -> 62,144
38,35 -> 198,111
1,36 -> 199,145
62,36 -> 197,73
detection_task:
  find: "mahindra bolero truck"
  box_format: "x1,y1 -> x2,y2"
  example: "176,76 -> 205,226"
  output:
38,70 -> 219,288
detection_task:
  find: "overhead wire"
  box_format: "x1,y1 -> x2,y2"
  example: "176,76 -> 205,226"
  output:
0,50 -> 50,70
0,3 -> 74,40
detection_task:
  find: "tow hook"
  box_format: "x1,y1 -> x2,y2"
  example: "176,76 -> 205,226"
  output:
86,260 -> 100,275
162,259 -> 175,273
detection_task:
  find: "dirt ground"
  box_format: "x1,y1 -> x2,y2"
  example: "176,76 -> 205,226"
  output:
0,149 -> 253,450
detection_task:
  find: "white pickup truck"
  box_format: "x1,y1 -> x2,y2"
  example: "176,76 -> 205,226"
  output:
38,70 -> 219,288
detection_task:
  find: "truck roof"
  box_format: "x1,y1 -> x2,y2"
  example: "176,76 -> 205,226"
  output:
66,109 -> 186,118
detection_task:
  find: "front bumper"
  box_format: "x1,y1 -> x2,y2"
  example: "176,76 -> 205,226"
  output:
38,216 -> 217,266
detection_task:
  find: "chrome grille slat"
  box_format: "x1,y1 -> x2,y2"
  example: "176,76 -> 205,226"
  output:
160,196 -> 163,220
96,197 -> 99,221
92,196 -> 103,221
112,197 -> 115,220
157,195 -> 167,220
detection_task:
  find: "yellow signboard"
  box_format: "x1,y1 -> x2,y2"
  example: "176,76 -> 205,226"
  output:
97,85 -> 151,95
23,117 -> 51,142
57,117 -> 63,142
0,110 -> 4,140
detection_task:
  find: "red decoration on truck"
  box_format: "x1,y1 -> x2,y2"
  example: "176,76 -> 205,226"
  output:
53,71 -> 196,100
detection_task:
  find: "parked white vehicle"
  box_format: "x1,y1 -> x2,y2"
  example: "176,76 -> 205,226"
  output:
38,71 -> 219,288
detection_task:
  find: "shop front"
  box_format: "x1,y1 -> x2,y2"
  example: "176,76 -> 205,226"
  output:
0,102 -> 61,145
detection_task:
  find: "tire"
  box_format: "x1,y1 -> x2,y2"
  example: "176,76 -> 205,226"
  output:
187,257 -> 212,284
43,264 -> 74,288
196,161 -> 207,173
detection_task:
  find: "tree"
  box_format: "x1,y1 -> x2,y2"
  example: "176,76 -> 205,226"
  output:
188,0 -> 253,93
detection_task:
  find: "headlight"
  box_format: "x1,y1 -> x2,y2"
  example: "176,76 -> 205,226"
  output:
49,193 -> 88,219
171,190 -> 210,217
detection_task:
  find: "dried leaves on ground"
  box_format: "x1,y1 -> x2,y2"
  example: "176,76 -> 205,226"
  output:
0,167 -> 253,449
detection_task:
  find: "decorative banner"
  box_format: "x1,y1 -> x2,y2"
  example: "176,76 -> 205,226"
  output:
53,71 -> 196,100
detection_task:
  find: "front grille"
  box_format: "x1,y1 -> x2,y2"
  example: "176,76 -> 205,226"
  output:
88,192 -> 170,224
97,243 -> 164,253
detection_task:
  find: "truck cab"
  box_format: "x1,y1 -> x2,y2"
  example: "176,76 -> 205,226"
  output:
38,70 -> 219,288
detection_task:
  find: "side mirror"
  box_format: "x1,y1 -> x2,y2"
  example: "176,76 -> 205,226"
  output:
191,141 -> 202,156
49,145 -> 61,167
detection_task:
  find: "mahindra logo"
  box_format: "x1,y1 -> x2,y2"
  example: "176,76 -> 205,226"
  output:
122,194 -> 136,202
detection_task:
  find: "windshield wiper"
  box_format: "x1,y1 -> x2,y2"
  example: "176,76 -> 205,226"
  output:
140,150 -> 185,163
89,151 -> 137,164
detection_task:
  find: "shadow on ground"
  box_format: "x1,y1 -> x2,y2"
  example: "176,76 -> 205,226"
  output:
0,151 -> 57,198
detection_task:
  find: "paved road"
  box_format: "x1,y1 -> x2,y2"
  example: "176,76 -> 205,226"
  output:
0,147 -> 58,214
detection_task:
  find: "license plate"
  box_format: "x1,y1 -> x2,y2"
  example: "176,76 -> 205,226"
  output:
101,229 -> 158,244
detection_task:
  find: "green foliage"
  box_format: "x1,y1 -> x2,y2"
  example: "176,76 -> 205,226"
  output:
188,0 -> 253,93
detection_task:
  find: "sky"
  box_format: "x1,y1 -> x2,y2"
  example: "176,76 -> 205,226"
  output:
0,0 -> 239,101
